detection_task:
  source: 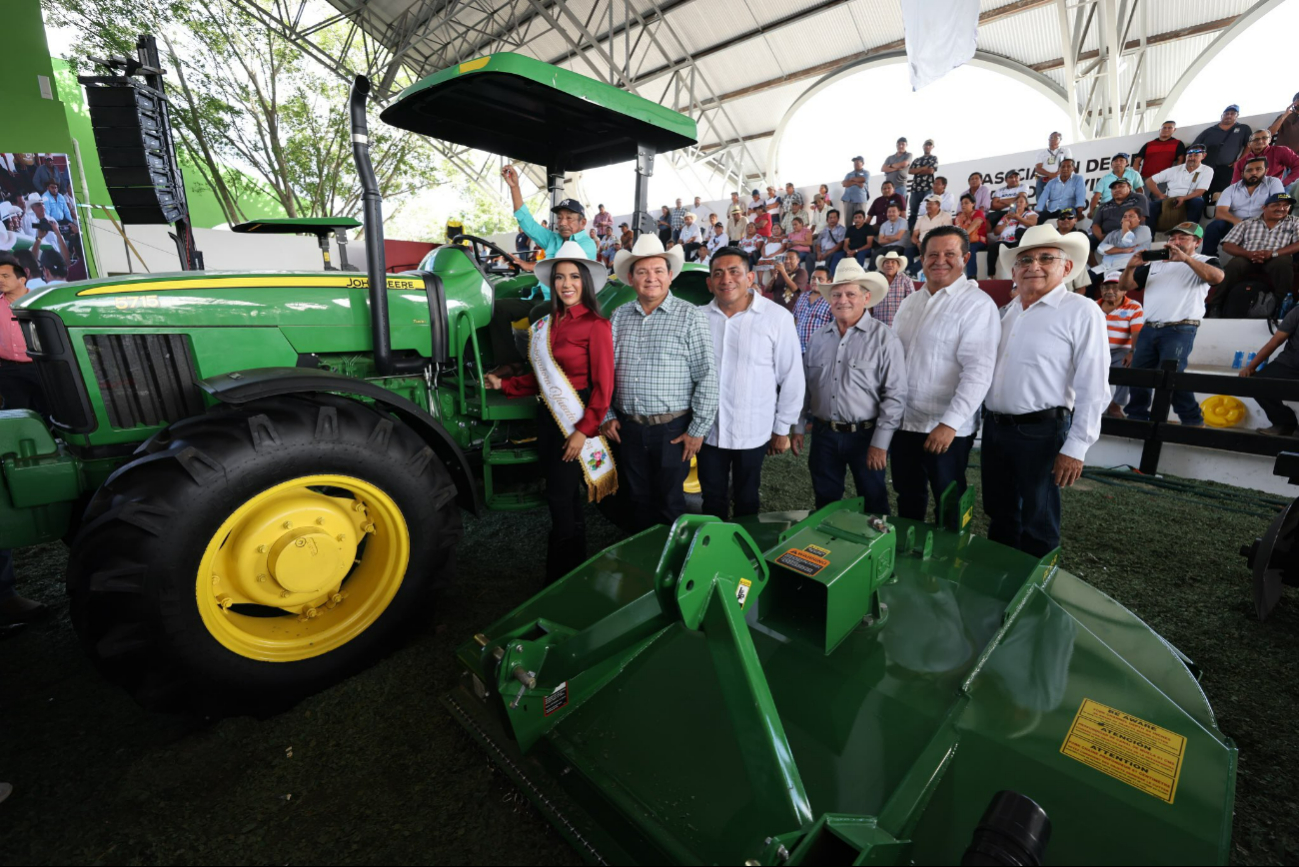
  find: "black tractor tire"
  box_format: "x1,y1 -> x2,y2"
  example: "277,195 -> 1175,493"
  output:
66,394 -> 463,716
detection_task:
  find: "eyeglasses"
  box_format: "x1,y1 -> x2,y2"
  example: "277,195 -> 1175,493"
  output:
1014,253 -> 1066,268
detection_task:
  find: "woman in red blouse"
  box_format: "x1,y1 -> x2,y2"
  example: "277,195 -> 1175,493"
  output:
485,243 -> 614,581
954,193 -> 989,278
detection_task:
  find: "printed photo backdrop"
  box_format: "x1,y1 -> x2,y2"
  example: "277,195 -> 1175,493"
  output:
0,153 -> 89,285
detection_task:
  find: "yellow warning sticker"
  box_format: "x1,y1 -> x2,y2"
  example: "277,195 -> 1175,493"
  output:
736,578 -> 752,608
774,548 -> 829,577
804,544 -> 832,559
1060,698 -> 1186,803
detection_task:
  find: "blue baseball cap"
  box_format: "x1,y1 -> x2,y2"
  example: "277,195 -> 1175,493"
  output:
551,198 -> 585,217
1265,193 -> 1295,207
1186,145 -> 1206,154
1224,104 -> 1240,114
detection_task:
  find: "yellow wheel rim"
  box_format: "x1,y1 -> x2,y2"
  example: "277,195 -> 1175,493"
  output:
196,474 -> 410,662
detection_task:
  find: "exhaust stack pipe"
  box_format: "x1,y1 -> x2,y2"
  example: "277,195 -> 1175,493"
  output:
349,76 -> 418,376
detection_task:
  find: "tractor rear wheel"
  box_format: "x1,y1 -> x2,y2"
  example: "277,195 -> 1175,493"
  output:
66,394 -> 462,716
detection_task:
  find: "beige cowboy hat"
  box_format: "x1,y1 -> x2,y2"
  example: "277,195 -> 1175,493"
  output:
613,233 -> 686,284
1010,223 -> 1090,277
818,257 -> 889,309
535,240 -> 608,288
875,250 -> 908,272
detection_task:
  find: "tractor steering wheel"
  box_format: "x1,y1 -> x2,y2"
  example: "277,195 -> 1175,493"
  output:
451,234 -> 525,277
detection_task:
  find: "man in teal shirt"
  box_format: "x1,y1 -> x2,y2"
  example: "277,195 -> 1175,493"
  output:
502,164 -> 597,302
493,164 -> 599,367
1088,152 -> 1145,218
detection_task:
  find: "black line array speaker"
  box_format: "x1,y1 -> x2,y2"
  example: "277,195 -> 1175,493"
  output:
82,78 -> 186,224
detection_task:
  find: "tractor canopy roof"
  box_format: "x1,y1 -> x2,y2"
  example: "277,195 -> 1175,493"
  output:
380,52 -> 697,173
230,217 -> 362,237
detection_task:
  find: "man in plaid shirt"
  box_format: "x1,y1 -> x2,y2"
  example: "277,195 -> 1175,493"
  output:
794,265 -> 835,352
1219,193 -> 1299,311
873,251 -> 915,328
669,198 -> 689,241
602,236 -> 719,531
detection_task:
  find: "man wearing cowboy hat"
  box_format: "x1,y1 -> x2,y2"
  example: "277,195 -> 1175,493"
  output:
600,235 -> 718,531
872,250 -> 914,328
699,246 -> 804,520
726,204 -> 748,244
792,259 -> 907,514
891,226 -> 999,529
983,223 -> 1110,556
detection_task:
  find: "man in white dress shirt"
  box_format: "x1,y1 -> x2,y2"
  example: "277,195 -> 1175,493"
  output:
700,247 -> 805,520
982,224 -> 1110,556
890,226 -> 999,530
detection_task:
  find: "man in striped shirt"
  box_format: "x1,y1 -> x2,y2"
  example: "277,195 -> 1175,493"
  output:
1098,271 -> 1143,417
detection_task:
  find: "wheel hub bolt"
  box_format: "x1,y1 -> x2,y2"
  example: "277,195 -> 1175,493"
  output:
280,590 -> 291,598
362,522 -> 376,534
336,534 -> 345,542
256,573 -> 267,583
283,521 -> 293,529
257,544 -> 267,554
315,517 -> 325,525
295,538 -> 306,548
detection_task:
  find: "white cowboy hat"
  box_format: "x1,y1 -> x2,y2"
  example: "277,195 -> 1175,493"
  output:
1010,223 -> 1090,277
819,257 -> 889,309
534,240 -> 608,288
876,250 -> 908,272
613,233 -> 686,284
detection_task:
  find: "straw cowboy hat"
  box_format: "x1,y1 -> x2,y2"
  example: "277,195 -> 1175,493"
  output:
875,250 -> 908,272
534,240 -> 608,288
613,233 -> 685,285
1009,223 -> 1090,277
818,257 -> 889,309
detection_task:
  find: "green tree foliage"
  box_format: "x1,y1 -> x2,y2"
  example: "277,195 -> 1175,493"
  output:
43,0 -> 447,228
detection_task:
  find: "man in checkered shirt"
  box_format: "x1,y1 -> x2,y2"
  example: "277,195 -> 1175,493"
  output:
602,235 -> 719,531
669,198 -> 689,242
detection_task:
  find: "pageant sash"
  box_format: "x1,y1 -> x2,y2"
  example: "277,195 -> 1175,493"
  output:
528,316 -> 618,502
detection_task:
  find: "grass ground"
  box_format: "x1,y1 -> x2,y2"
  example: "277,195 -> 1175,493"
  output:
2,450 -> 1297,866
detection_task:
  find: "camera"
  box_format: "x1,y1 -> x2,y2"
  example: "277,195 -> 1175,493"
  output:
36,219 -> 51,233
1143,249 -> 1170,261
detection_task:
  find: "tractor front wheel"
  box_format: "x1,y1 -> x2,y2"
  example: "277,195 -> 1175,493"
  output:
66,394 -> 462,716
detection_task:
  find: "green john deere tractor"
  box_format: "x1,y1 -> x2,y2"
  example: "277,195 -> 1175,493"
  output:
2,53 -> 703,715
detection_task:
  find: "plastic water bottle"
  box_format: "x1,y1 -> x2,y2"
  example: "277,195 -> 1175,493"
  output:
1232,351 -> 1244,369
1248,352 -> 1257,364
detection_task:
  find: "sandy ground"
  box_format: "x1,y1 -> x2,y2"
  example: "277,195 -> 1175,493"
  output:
2,450 -> 1296,865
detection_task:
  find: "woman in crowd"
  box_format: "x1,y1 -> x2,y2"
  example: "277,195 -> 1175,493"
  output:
485,242 -> 615,582
756,223 -> 787,290
954,193 -> 988,278
786,216 -> 815,274
657,206 -> 672,244
818,183 -> 834,211
1093,206 -> 1151,281
738,222 -> 763,269
752,206 -> 773,240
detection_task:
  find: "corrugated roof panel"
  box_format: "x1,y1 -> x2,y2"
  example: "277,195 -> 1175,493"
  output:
846,0 -> 906,40
657,1 -> 763,58
761,7 -> 867,73
1146,0 -> 1252,34
696,80 -> 809,143
978,6 -> 1062,67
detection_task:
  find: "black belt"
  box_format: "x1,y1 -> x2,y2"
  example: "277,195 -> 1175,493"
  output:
1145,319 -> 1200,329
985,407 -> 1071,425
815,418 -> 876,433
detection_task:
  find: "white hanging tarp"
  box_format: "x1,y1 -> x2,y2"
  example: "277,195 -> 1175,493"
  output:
901,0 -> 980,91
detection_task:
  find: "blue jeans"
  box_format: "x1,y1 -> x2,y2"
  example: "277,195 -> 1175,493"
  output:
908,189 -> 927,230
697,442 -> 767,521
890,430 -> 975,530
618,414 -> 693,532
965,242 -> 987,278
1253,360 -> 1299,429
1202,218 -> 1231,257
981,415 -> 1070,556
808,421 -> 889,513
827,248 -> 871,275
1124,325 -> 1201,423
1150,196 -> 1206,226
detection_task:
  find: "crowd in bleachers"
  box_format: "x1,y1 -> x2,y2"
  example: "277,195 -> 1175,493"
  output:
489,100 -> 1299,576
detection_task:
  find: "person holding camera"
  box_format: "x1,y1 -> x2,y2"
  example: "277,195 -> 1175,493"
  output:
1118,223 -> 1225,426
1268,93 -> 1299,153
